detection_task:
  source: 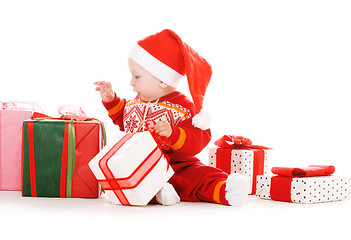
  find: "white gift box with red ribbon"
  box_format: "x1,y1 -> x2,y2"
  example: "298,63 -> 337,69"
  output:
256,175 -> 350,203
208,135 -> 271,194
89,131 -> 174,206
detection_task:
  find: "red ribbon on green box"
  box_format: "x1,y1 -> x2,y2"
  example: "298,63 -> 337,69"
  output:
23,120 -> 76,197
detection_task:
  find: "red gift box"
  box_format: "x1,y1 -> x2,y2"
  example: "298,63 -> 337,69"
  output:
22,120 -> 104,198
71,121 -> 104,197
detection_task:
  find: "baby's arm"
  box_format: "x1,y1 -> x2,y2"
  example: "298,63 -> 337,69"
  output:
168,118 -> 211,156
152,117 -> 210,156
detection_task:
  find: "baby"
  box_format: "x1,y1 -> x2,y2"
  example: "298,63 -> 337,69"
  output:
95,29 -> 249,206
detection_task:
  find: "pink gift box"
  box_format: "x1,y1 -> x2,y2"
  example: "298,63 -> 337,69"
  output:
0,110 -> 33,190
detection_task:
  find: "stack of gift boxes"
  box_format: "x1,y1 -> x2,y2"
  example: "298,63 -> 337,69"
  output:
1,103 -> 350,205
0,103 -> 174,205
208,135 -> 350,204
1,103 -> 105,198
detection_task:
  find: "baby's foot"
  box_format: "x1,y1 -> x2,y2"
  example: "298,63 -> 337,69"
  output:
225,173 -> 250,206
156,182 -> 180,206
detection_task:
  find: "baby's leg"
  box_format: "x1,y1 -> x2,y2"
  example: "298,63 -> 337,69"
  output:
169,156 -> 249,206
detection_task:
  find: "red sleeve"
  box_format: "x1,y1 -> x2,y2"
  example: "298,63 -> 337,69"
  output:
168,117 -> 211,156
102,93 -> 126,131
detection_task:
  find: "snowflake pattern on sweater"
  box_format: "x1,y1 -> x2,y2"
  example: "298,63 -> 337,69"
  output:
123,98 -> 192,133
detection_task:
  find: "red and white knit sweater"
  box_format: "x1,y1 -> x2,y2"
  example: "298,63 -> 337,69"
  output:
102,91 -> 211,157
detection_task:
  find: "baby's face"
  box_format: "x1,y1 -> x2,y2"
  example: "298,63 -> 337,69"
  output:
128,58 -> 163,102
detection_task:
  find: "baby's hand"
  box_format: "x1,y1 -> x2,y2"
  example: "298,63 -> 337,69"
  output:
154,121 -> 172,138
94,81 -> 115,102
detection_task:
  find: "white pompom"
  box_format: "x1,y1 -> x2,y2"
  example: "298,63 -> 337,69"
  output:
192,110 -> 212,130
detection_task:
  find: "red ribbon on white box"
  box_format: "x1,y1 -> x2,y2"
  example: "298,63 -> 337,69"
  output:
97,132 -> 165,205
214,135 -> 270,194
270,165 -> 336,202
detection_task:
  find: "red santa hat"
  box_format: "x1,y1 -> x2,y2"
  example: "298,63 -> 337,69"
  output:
129,29 -> 212,130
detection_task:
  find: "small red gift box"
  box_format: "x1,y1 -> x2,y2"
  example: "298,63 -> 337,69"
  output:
208,135 -> 271,194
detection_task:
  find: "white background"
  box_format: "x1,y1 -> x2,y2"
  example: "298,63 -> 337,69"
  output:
1,0 -> 350,239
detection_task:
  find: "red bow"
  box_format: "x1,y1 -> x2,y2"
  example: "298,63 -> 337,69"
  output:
215,135 -> 252,148
214,135 -> 270,150
32,105 -> 89,121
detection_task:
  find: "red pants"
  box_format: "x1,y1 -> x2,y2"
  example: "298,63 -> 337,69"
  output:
167,153 -> 229,205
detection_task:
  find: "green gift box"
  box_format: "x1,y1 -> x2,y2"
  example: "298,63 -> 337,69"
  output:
22,119 -> 104,198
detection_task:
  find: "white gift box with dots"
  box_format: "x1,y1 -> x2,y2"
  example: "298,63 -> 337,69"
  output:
208,147 -> 270,194
256,175 -> 350,203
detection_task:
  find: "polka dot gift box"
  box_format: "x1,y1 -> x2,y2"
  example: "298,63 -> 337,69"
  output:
256,165 -> 350,203
208,135 -> 271,194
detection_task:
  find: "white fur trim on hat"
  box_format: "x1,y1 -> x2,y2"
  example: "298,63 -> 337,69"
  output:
192,110 -> 212,130
129,44 -> 183,88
